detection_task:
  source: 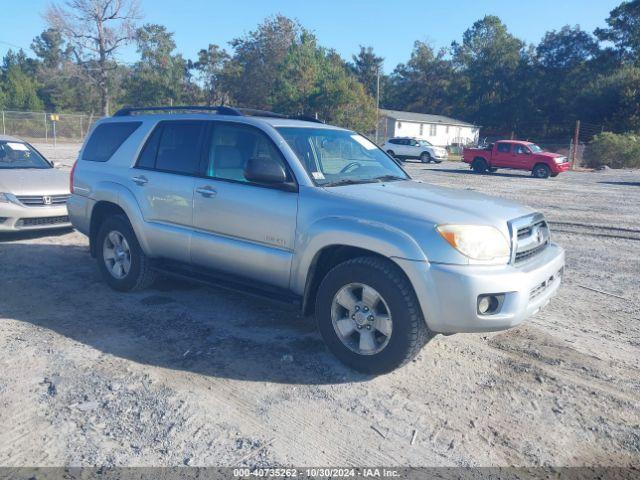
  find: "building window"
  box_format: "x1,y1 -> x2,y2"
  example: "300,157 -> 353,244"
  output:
419,124 -> 424,135
430,124 -> 437,136
446,125 -> 450,134
397,121 -> 402,129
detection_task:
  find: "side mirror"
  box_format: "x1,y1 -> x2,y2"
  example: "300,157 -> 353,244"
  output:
244,157 -> 290,187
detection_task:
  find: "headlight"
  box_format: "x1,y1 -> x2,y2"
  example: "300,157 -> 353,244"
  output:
554,157 -> 566,164
436,225 -> 511,263
0,193 -> 11,203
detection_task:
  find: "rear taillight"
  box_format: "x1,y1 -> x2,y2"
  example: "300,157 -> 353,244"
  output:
70,161 -> 77,193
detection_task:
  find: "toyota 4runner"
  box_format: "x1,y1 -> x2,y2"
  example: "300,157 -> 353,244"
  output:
68,106 -> 565,374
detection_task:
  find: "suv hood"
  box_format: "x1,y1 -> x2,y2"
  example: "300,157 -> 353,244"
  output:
324,180 -> 534,227
0,168 -> 70,195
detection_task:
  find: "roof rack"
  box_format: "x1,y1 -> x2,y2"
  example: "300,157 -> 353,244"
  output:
112,105 -> 325,123
112,105 -> 242,117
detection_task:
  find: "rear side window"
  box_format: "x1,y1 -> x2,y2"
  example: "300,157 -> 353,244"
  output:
497,143 -> 511,153
136,126 -> 162,169
136,121 -> 206,175
82,122 -> 141,162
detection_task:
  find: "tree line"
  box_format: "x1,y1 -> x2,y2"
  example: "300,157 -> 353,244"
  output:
0,0 -> 639,138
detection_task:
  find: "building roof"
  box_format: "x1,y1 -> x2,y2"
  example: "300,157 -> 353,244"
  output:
380,109 -> 477,128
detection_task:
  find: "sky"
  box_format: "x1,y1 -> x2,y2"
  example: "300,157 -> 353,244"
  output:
0,0 -> 622,73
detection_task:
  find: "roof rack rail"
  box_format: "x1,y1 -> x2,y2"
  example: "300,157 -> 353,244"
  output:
112,105 -> 325,123
113,105 -> 242,117
294,115 -> 324,124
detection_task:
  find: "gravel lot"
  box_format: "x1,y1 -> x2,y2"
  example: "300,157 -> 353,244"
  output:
0,144 -> 638,467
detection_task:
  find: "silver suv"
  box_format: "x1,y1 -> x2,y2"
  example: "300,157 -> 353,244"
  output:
68,106 -> 565,374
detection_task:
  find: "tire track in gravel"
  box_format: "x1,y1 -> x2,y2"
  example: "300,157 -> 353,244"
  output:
549,221 -> 640,241
163,372 -> 410,466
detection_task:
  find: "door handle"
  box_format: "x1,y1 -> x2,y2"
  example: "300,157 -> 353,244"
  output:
195,185 -> 217,198
132,175 -> 148,186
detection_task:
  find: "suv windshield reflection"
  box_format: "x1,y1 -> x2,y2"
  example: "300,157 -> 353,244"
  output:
277,127 -> 408,186
0,141 -> 51,169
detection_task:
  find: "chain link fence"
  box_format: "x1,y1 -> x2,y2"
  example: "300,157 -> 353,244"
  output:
0,110 -> 95,144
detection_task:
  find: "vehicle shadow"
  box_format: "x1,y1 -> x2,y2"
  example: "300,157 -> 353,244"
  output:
424,167 -> 536,179
0,242 -> 372,385
598,181 -> 640,187
0,227 -> 75,242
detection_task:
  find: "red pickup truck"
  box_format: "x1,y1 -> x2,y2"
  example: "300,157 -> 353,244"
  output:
462,140 -> 571,178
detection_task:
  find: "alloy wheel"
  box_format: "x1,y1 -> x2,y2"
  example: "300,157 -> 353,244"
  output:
331,283 -> 393,355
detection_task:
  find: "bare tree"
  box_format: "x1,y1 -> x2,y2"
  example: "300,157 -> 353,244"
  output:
46,0 -> 141,115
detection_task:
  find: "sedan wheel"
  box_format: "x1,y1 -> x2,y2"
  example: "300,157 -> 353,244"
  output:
331,283 -> 393,355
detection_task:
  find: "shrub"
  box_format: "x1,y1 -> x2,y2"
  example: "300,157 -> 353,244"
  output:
584,132 -> 640,169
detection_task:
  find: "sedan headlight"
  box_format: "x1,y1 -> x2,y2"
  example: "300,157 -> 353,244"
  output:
0,193 -> 11,203
554,156 -> 567,164
436,225 -> 511,263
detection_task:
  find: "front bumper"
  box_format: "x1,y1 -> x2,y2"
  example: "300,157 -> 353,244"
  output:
0,202 -> 71,231
551,161 -> 571,174
395,243 -> 565,333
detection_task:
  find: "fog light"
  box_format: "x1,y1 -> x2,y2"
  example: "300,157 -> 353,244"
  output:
477,294 -> 503,315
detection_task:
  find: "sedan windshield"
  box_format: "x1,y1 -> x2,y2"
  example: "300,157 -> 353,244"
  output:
0,141 -> 51,169
528,143 -> 544,153
277,127 -> 408,186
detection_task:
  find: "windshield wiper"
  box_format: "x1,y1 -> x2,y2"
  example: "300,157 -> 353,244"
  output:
372,174 -> 406,182
322,178 -> 376,187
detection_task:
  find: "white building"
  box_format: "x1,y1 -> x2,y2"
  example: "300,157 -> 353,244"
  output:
378,109 -> 479,147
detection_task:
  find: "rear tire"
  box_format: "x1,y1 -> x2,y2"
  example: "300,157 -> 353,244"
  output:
472,158 -> 488,174
96,215 -> 157,292
315,256 -> 432,374
532,164 -> 551,179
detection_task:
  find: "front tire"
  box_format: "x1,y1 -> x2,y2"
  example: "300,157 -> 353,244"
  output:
315,257 -> 432,374
96,215 -> 157,292
386,150 -> 395,158
532,164 -> 551,179
420,152 -> 432,163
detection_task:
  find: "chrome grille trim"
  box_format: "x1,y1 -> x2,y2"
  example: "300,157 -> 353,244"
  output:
16,194 -> 70,206
508,213 -> 551,265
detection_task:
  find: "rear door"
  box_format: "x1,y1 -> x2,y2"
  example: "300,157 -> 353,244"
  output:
130,120 -> 207,263
191,122 -> 298,289
492,142 -> 514,167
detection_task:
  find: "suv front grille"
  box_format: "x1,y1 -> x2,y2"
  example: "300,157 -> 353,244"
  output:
16,194 -> 70,206
17,215 -> 69,227
511,215 -> 550,264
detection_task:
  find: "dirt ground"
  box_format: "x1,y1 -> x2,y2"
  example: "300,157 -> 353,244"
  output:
0,144 -> 638,467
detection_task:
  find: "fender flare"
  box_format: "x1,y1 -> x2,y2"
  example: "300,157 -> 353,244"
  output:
88,181 -> 152,255
291,215 -> 427,295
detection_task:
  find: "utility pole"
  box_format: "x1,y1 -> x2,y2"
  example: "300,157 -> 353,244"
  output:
375,65 -> 380,144
571,120 -> 581,169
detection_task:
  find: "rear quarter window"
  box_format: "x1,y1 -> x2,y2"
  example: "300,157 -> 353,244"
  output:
82,122 -> 141,162
496,143 -> 511,153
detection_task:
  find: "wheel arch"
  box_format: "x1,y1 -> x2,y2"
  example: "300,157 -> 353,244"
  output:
295,217 -> 427,316
301,244 -> 420,317
87,182 -> 151,257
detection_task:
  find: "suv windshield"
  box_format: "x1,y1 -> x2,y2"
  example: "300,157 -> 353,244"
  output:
0,141 -> 51,169
277,127 -> 408,186
417,140 -> 432,146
